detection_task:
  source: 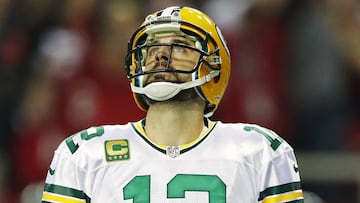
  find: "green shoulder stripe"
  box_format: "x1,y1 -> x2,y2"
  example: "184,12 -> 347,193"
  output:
258,181 -> 302,201
43,183 -> 91,202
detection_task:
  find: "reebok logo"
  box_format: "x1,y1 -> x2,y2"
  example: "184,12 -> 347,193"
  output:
48,167 -> 55,175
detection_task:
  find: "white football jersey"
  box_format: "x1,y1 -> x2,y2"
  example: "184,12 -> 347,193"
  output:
42,119 -> 304,203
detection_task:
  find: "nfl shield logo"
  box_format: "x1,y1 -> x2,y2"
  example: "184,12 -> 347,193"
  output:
166,146 -> 180,158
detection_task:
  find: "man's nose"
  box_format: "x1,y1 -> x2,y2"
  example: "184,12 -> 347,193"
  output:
155,46 -> 170,61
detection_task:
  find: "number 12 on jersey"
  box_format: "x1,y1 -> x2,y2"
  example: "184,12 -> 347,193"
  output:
123,174 -> 226,202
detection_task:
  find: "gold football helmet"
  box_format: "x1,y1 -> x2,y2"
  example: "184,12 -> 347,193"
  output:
125,6 -> 231,116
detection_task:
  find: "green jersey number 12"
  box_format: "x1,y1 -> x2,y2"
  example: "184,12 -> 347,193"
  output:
123,174 -> 226,202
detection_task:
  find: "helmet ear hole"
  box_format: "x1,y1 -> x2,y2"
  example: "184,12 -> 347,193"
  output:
213,73 -> 220,83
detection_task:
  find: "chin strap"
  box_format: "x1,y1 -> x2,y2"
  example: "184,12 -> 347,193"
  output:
131,70 -> 220,101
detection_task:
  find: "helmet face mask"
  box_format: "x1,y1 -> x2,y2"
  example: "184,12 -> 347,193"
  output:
125,6 -> 231,117
126,34 -> 207,79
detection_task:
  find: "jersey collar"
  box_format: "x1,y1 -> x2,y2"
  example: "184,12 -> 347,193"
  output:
131,118 -> 217,156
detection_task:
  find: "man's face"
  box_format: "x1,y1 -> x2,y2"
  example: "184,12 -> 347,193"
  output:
143,34 -> 201,86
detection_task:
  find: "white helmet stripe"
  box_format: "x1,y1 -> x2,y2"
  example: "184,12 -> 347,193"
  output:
161,6 -> 180,16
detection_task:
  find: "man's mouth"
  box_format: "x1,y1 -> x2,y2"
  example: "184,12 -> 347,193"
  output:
145,71 -> 180,86
153,66 -> 168,71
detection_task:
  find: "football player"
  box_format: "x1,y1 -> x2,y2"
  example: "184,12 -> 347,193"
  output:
42,6 -> 304,202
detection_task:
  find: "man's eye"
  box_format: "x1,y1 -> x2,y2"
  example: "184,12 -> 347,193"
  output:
173,46 -> 185,53
148,47 -> 159,56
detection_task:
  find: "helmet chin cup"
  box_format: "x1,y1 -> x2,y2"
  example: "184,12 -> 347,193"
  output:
131,70 -> 220,102
132,82 -> 184,101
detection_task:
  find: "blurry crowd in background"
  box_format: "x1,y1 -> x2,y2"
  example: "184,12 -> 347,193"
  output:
0,0 -> 359,202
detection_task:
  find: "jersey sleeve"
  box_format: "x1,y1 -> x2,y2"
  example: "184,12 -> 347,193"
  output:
256,129 -> 304,203
41,133 -> 91,203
